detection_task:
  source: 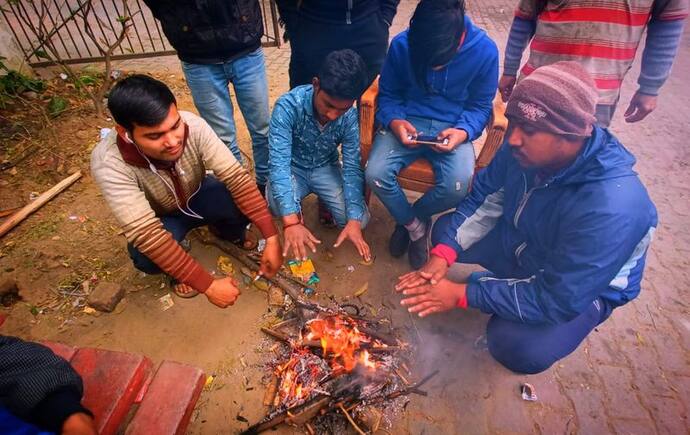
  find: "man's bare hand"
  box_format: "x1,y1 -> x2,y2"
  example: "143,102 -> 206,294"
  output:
433,128 -> 468,153
624,91 -> 657,123
390,119 -> 419,147
283,223 -> 321,260
205,277 -> 241,308
259,235 -> 282,279
400,279 -> 467,317
395,255 -> 449,291
499,74 -> 516,102
334,220 -> 371,261
61,413 -> 97,435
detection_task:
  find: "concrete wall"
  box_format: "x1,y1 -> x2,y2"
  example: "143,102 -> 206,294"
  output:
0,25 -> 32,75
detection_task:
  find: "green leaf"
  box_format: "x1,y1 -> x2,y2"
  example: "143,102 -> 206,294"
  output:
48,96 -> 68,117
34,49 -> 50,59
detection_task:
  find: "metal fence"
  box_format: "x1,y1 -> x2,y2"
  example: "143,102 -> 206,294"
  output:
1,0 -> 281,67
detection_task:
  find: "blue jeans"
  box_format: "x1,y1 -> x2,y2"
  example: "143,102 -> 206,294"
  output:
266,164 -> 370,228
365,117 -> 475,225
128,176 -> 249,275
431,213 -> 612,374
181,48 -> 270,186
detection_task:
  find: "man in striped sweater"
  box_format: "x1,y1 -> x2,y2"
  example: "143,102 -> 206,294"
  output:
91,75 -> 282,308
499,0 -> 688,126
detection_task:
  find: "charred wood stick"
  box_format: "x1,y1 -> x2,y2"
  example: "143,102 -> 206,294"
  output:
241,395 -> 331,434
260,327 -> 397,353
359,326 -> 398,346
385,369 -> 439,401
195,231 -> 316,313
263,375 -> 279,406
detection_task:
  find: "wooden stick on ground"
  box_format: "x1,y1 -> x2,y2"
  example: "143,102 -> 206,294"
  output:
0,171 -> 82,238
338,403 -> 366,435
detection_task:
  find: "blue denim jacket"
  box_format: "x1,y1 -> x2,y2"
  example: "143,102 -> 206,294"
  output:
268,85 -> 366,221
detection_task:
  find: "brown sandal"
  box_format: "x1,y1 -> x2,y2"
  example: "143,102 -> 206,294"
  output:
168,277 -> 199,299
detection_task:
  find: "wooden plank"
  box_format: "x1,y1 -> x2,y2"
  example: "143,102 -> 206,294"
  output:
125,361 -> 205,435
70,347 -> 152,435
0,171 -> 82,238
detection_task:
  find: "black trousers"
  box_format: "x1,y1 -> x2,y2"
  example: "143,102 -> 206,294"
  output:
287,12 -> 390,89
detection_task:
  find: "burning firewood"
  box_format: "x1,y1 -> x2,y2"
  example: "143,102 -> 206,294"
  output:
195,229 -> 436,434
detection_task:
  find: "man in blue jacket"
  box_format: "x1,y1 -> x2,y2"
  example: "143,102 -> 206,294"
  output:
267,50 -> 372,262
396,61 -> 658,374
365,0 -> 499,269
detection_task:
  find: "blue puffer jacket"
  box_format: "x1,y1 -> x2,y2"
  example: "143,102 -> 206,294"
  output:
436,127 -> 658,325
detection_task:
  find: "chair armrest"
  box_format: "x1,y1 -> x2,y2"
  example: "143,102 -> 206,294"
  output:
476,96 -> 508,169
359,76 -> 379,164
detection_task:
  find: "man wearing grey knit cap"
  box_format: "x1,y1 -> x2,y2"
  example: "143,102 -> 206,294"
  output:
396,61 -> 658,374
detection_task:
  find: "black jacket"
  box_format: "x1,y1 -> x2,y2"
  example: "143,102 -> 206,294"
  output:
0,335 -> 91,432
276,0 -> 400,26
143,0 -> 264,64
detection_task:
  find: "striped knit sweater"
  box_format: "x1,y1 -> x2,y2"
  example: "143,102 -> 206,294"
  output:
91,111 -> 277,292
503,0 -> 688,106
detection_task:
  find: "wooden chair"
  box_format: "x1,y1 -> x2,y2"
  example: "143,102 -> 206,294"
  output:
359,76 -> 508,193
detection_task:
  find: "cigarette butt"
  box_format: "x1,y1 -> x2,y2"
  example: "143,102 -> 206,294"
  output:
253,273 -> 262,282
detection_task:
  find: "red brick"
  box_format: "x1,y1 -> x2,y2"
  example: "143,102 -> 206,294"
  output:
641,395 -> 689,434
627,344 -> 675,398
610,418 -> 657,435
586,331 -> 627,367
125,361 -> 205,435
597,365 -> 648,420
556,352 -> 601,389
70,348 -> 153,435
648,332 -> 690,376
566,388 -> 611,433
41,341 -> 77,361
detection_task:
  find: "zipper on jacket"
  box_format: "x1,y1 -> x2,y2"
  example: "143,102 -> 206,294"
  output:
514,242 -> 527,266
513,174 -> 548,229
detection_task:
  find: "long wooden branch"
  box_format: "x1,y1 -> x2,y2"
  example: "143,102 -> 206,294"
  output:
0,172 -> 82,238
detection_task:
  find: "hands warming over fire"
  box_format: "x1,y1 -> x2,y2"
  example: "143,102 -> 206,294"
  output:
333,219 -> 371,262
395,255 -> 466,317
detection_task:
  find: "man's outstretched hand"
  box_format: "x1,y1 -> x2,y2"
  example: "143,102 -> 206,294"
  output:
498,74 -> 517,102
334,219 -> 371,261
399,279 -> 467,317
259,235 -> 282,278
395,255 -> 449,291
205,277 -> 241,308
283,223 -> 321,261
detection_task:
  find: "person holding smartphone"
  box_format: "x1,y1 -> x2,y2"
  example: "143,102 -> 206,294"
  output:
365,0 -> 498,269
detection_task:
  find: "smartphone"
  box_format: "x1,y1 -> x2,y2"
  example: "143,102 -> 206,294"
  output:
414,135 -> 449,146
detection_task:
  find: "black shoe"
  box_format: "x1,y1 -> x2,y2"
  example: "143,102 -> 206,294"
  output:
389,224 -> 410,258
408,220 -> 431,270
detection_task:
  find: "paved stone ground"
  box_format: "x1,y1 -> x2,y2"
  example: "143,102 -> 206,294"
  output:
109,1 -> 690,433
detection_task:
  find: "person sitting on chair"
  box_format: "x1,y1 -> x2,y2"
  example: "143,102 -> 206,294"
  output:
91,75 -> 282,307
365,0 -> 499,269
396,62 -> 658,374
266,49 -> 372,262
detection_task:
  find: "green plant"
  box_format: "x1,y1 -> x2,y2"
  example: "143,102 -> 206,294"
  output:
0,56 -> 45,108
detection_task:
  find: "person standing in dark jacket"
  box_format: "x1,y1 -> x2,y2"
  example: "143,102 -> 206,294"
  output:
142,0 -> 271,191
276,0 -> 399,89
396,62 -> 658,375
0,335 -> 96,434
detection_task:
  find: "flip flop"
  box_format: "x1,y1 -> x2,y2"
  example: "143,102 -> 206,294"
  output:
168,276 -> 199,299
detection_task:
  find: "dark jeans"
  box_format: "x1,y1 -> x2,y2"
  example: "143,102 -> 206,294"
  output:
431,213 -> 611,374
287,12 -> 389,88
128,176 -> 249,275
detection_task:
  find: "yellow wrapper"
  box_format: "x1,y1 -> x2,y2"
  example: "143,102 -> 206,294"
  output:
289,258 -> 315,279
